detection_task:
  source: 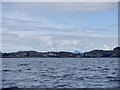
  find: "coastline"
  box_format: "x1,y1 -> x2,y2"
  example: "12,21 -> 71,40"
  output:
1,47 -> 120,58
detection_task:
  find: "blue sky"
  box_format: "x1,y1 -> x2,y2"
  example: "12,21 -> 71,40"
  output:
2,2 -> 118,52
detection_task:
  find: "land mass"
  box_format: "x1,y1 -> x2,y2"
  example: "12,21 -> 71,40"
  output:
1,47 -> 120,58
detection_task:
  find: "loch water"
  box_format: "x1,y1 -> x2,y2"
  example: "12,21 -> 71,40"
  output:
2,58 -> 119,88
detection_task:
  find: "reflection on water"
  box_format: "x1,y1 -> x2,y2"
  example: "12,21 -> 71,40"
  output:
2,58 -> 119,88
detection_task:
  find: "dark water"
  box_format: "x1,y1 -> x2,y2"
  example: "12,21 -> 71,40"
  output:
2,58 -> 119,88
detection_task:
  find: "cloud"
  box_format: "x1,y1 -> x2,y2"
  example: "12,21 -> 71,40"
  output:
2,33 -> 118,52
60,40 -> 79,46
2,0 -> 120,2
4,2 -> 117,13
2,2 -> 117,38
2,2 -> 118,52
2,15 -> 117,38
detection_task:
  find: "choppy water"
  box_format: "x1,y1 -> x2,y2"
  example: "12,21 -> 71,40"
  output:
2,58 -> 119,88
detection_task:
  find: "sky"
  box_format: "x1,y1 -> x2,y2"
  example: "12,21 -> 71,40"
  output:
2,2 -> 118,52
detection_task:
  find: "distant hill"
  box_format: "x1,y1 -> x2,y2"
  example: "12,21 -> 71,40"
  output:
1,47 -> 120,58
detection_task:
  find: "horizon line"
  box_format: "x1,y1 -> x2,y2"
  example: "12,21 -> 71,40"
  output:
1,46 -> 119,53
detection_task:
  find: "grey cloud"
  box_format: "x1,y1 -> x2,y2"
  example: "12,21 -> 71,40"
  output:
2,33 -> 118,52
3,17 -> 117,38
6,2 -> 117,13
2,2 -> 118,52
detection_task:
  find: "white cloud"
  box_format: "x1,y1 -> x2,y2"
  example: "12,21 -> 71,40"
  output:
2,0 -> 120,2
2,2 -> 118,52
60,40 -> 79,47
2,2 -> 117,38
5,2 -> 117,13
31,36 -> 54,46
3,14 -> 117,38
2,32 -> 118,52
3,11 -> 33,21
103,44 -> 111,50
